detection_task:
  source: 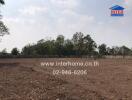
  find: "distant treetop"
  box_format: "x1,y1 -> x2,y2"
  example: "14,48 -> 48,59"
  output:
0,0 -> 5,5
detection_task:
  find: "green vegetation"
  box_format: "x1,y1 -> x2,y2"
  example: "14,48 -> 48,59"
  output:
0,0 -> 9,37
11,48 -> 20,56
20,32 -> 98,57
0,32 -> 131,58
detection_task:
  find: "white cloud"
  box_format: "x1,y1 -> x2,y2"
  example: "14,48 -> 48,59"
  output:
52,12 -> 95,37
3,17 -> 36,25
18,5 -> 48,16
3,17 -> 21,23
50,0 -> 78,9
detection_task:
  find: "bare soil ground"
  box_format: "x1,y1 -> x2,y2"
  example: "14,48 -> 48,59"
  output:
0,58 -> 132,100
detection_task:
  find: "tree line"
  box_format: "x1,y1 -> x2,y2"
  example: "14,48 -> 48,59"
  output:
0,32 -> 132,58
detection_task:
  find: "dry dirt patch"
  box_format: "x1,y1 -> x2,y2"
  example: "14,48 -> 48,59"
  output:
0,58 -> 132,100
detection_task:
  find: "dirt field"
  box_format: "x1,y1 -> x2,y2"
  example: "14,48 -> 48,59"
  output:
0,58 -> 132,100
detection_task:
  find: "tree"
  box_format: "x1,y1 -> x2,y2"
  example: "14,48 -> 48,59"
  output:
72,32 -> 97,57
63,39 -> 74,56
11,48 -> 19,56
83,34 -> 97,56
36,39 -> 47,55
98,44 -> 107,56
21,44 -> 36,56
120,46 -> 132,58
0,0 -> 9,37
0,21 -> 9,36
106,47 -> 111,55
36,39 -> 55,56
55,35 -> 65,56
0,48 -> 7,55
0,0 -> 4,5
112,46 -> 120,56
72,32 -> 84,56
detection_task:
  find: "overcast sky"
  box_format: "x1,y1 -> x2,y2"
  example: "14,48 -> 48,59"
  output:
0,0 -> 132,52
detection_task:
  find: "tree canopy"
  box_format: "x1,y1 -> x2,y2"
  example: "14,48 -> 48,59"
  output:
0,0 -> 9,37
19,33 -> 132,58
0,0 -> 4,5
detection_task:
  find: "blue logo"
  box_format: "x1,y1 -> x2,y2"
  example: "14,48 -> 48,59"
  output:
110,5 -> 125,16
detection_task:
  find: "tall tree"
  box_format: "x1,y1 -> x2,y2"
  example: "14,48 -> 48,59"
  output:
83,34 -> 97,56
98,44 -> 107,56
0,0 -> 9,37
11,48 -> 19,56
120,46 -> 132,58
72,32 -> 84,56
63,39 -> 74,56
55,35 -> 65,57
